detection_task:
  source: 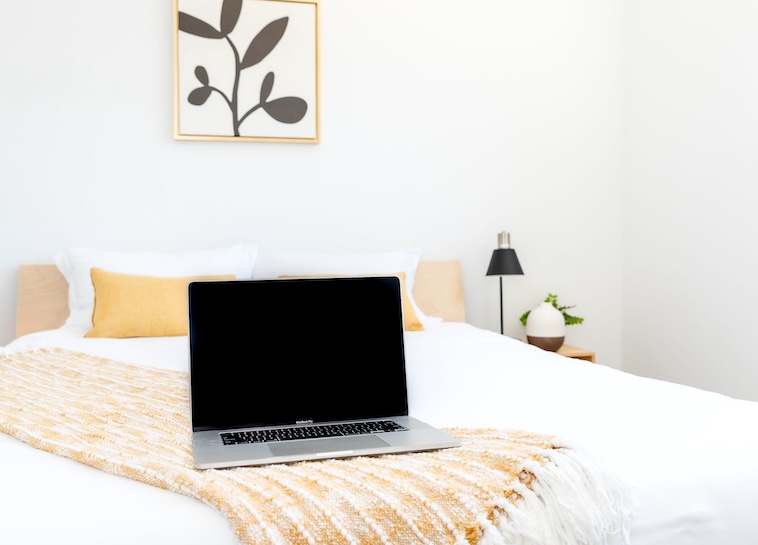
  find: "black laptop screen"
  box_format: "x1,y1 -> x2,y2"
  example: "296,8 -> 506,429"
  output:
188,276 -> 409,431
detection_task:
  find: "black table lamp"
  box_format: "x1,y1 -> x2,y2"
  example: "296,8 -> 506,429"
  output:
486,231 -> 524,334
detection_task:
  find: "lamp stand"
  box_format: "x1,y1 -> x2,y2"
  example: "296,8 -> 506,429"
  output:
498,276 -> 504,335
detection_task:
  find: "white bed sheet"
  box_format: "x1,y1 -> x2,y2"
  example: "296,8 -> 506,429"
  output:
3,323 -> 758,545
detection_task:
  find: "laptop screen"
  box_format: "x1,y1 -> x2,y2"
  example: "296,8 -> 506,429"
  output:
188,276 -> 409,432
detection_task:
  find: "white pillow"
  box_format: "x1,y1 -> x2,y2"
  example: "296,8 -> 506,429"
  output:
56,245 -> 258,330
253,249 -> 438,325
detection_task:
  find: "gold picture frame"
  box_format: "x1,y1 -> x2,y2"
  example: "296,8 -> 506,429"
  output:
173,0 -> 319,143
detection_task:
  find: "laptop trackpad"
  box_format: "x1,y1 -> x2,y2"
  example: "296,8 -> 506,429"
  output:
269,435 -> 388,457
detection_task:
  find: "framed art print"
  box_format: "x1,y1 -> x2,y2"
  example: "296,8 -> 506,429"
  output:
174,0 -> 319,143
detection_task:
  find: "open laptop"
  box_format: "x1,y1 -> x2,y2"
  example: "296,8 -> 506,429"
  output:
187,275 -> 461,469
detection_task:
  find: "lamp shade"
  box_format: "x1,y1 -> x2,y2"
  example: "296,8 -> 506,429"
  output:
486,248 -> 523,276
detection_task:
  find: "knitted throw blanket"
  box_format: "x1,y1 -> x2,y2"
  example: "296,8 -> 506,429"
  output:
0,348 -> 631,545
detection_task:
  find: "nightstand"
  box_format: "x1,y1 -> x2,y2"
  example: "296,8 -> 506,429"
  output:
556,344 -> 595,363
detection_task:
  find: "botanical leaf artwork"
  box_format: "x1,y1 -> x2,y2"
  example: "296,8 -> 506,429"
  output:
178,0 -> 308,137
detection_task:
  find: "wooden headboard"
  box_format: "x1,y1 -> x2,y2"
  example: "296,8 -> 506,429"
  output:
15,261 -> 466,338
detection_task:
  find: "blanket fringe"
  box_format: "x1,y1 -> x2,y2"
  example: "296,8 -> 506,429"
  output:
489,439 -> 631,545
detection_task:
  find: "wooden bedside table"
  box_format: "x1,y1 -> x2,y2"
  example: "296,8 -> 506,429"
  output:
556,344 -> 595,363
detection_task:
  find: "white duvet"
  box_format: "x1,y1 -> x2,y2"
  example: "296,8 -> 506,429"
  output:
3,323 -> 758,545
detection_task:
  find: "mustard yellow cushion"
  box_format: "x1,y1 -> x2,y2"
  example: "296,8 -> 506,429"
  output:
86,268 -> 235,338
278,272 -> 424,332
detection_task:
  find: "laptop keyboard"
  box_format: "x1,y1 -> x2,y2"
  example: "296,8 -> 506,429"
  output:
221,420 -> 408,446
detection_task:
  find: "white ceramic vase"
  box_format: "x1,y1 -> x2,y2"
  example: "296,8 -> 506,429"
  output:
525,301 -> 565,351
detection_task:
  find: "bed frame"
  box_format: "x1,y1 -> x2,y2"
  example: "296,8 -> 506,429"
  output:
15,261 -> 466,338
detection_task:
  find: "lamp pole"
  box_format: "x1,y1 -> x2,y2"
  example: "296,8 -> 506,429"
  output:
499,276 -> 504,335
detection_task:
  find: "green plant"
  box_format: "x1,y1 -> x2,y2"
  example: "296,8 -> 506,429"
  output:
519,293 -> 584,327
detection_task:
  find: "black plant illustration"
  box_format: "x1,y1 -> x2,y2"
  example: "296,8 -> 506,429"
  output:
179,0 -> 308,136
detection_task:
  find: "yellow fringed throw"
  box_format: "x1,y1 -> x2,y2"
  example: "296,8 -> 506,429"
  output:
0,348 -> 630,545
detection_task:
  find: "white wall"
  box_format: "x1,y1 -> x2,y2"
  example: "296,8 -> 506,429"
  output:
0,2 -> 624,367
624,1 -> 758,400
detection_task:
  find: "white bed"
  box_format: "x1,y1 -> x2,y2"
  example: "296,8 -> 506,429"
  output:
2,247 -> 758,545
